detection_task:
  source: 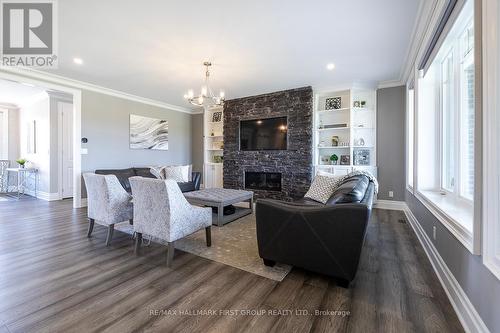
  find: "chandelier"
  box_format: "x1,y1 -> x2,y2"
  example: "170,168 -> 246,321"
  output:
184,61 -> 225,107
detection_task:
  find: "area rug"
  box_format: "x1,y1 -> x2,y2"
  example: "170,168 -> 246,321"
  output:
115,214 -> 292,281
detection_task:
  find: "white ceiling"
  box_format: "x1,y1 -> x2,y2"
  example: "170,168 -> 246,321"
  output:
43,0 -> 421,109
0,80 -> 47,106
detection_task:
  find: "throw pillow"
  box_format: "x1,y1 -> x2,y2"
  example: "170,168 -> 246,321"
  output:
163,166 -> 189,182
304,174 -> 343,204
149,166 -> 166,179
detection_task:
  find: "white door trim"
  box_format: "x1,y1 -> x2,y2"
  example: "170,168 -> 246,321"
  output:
0,70 -> 83,208
57,101 -> 73,200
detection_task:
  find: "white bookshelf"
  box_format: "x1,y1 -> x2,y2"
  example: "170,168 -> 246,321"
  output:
313,87 -> 377,177
203,105 -> 224,188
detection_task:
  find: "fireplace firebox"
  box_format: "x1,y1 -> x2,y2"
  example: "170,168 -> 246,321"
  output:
244,172 -> 282,192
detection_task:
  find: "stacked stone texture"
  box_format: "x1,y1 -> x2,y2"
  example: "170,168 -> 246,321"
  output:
223,86 -> 313,201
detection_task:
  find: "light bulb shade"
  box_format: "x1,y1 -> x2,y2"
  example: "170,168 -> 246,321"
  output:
219,91 -> 225,98
188,90 -> 194,98
198,96 -> 204,104
201,86 -> 208,96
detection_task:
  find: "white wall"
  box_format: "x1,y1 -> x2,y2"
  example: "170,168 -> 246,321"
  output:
8,108 -> 20,165
19,93 -> 51,193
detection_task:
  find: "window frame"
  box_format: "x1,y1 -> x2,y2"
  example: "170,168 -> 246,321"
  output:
406,79 -> 415,191
482,0 -> 500,278
413,0 -> 480,255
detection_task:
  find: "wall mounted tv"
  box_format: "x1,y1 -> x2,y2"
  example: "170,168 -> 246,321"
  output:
240,116 -> 288,151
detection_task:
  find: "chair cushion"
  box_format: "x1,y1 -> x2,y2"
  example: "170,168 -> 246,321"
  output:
304,174 -> 343,204
326,175 -> 370,205
95,168 -> 135,193
134,168 -> 156,178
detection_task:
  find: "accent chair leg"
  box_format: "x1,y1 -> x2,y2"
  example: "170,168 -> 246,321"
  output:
205,226 -> 212,247
263,259 -> 275,267
105,224 -> 114,246
135,232 -> 142,255
87,218 -> 95,237
129,219 -> 134,225
166,242 -> 175,268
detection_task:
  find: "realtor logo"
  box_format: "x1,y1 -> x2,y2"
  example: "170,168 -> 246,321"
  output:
1,0 -> 58,67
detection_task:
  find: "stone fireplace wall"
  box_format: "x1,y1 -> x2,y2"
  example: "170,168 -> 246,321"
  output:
223,86 -> 313,200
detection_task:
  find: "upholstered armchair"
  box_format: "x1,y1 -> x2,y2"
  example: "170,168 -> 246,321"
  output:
83,173 -> 134,246
0,160 -> 9,193
129,177 -> 212,267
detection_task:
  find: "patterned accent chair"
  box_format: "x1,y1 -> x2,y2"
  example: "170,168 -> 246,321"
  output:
129,177 -> 212,267
0,160 -> 9,193
83,173 -> 134,246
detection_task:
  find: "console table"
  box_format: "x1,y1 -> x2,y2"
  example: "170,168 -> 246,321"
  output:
5,168 -> 38,199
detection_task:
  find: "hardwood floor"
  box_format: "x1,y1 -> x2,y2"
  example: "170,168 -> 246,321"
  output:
0,197 -> 463,333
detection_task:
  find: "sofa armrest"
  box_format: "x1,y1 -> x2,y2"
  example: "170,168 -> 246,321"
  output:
255,199 -> 370,281
191,172 -> 201,190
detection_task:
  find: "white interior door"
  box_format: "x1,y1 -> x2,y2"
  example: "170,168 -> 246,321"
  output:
59,102 -> 73,198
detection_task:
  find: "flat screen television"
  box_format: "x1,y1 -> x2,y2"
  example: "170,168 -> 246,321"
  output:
240,116 -> 287,151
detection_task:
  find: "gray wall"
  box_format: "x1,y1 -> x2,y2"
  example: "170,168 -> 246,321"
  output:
80,91 -> 195,197
377,86 -> 406,201
81,90 -> 193,173
190,113 -> 204,175
406,192 -> 500,332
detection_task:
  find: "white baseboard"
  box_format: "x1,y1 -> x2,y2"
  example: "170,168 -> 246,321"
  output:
24,190 -> 60,201
373,199 -> 406,210
403,207 -> 489,333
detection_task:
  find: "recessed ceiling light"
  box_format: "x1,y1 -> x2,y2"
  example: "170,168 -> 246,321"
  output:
21,82 -> 36,87
73,58 -> 83,65
326,63 -> 335,70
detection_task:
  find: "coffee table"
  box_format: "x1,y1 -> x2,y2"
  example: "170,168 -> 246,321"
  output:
184,188 -> 254,226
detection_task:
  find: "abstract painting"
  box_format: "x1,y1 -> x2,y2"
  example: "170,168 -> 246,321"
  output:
129,114 -> 168,150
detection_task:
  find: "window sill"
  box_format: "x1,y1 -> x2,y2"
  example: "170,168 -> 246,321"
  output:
415,189 -> 474,253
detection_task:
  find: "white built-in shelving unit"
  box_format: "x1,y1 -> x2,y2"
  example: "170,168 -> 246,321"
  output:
203,105 -> 224,188
313,87 -> 377,177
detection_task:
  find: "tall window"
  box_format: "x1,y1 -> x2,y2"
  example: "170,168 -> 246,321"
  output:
415,0 -> 476,251
437,18 -> 474,202
407,87 -> 414,188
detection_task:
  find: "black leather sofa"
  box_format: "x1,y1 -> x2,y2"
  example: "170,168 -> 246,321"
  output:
255,174 -> 374,288
94,167 -> 201,193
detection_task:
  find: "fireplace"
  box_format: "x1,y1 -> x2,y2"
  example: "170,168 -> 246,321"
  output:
245,172 -> 282,192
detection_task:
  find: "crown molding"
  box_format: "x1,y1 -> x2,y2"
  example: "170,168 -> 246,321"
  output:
0,66 -> 196,114
377,79 -> 405,89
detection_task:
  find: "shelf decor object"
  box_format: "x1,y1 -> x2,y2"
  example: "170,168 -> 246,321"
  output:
354,149 -> 370,166
325,96 -> 342,110
340,155 -> 350,165
324,123 -> 348,129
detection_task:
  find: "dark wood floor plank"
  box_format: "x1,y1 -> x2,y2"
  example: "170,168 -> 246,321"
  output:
0,198 -> 464,333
